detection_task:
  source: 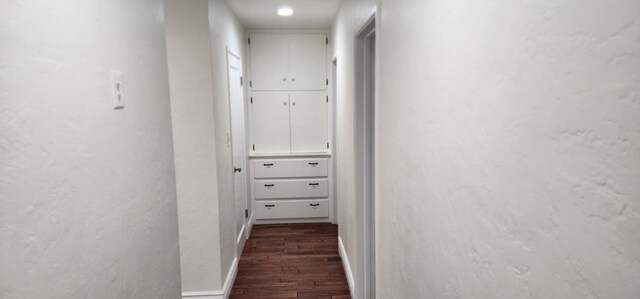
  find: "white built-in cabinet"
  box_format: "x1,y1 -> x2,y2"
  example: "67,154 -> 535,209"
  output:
251,91 -> 327,153
251,158 -> 330,221
249,33 -> 328,154
248,32 -> 332,223
250,33 -> 327,91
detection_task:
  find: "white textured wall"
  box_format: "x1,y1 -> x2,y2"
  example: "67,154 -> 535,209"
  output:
165,0 -> 244,293
207,0 -> 247,279
165,0 -> 223,292
331,0 -> 377,294
334,0 -> 640,298
0,0 -> 181,298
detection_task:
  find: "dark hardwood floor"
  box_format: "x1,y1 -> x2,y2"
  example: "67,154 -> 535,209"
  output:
230,223 -> 352,299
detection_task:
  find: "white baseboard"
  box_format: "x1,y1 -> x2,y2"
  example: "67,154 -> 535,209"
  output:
181,292 -> 220,299
237,224 -> 246,245
338,236 -> 355,298
182,256 -> 239,299
247,213 -> 255,238
221,256 -> 239,298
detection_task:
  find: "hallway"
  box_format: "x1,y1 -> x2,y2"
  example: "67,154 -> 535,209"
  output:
231,224 -> 350,299
2,0 -> 640,298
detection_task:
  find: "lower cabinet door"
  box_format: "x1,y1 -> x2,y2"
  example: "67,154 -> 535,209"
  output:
290,91 -> 328,153
256,199 -> 329,220
252,92 -> 291,153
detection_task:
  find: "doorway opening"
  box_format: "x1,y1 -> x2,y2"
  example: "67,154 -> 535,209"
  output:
355,12 -> 376,299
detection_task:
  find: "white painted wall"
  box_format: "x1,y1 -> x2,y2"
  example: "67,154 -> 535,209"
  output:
331,1 -> 378,296
165,0 -> 223,292
165,0 -> 245,294
207,0 -> 247,280
0,0 -> 181,298
333,0 -> 640,298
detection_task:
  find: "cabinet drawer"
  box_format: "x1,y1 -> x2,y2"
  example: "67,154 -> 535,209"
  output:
256,199 -> 329,220
254,179 -> 328,199
254,159 -> 328,178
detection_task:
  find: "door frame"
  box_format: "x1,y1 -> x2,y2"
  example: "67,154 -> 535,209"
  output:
354,9 -> 378,299
331,57 -> 338,225
226,47 -> 250,255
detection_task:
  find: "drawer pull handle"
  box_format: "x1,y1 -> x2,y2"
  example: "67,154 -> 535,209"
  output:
265,204 -> 275,208
309,183 -> 320,186
263,163 -> 274,167
308,162 -> 319,166
310,203 -> 320,207
264,184 -> 275,187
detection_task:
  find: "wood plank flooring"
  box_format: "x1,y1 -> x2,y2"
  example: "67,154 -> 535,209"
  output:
231,223 -> 352,299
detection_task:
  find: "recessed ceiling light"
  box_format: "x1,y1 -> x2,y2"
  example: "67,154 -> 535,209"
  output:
278,7 -> 294,17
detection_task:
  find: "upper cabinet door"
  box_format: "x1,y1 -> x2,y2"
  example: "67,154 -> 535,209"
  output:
252,92 -> 291,153
288,34 -> 327,91
290,91 -> 328,153
250,34 -> 289,91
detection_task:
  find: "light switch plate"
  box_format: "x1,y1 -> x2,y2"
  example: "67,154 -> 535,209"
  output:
111,70 -> 124,109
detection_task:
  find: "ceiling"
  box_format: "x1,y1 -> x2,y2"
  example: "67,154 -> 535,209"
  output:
226,0 -> 342,29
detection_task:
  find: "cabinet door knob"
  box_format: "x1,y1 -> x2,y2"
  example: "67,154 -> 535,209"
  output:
234,167 -> 242,173
282,78 -> 287,81
264,184 -> 275,187
310,203 -> 320,207
309,183 -> 320,186
308,162 -> 319,166
291,78 -> 296,82
292,102 -> 296,106
284,101 -> 287,106
265,204 -> 275,208
263,163 -> 274,167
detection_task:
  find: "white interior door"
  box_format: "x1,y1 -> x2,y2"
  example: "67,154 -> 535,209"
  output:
249,34 -> 289,91
290,91 -> 328,153
251,92 -> 291,153
227,51 -> 248,254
